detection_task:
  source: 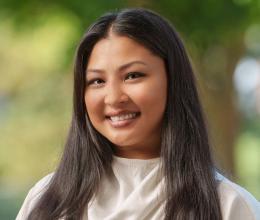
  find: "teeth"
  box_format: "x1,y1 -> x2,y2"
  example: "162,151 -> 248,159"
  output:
110,113 -> 137,122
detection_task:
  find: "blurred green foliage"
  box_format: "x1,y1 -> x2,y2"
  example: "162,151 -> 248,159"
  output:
235,117 -> 260,198
0,0 -> 259,219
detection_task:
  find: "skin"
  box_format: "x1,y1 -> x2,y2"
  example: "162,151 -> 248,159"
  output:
84,32 -> 167,159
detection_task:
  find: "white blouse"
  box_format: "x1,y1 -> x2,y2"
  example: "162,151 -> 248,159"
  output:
16,156 -> 260,220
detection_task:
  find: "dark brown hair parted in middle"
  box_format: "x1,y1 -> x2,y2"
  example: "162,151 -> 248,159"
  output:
28,8 -> 222,220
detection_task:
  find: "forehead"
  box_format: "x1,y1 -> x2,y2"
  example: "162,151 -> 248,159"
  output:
87,34 -> 155,69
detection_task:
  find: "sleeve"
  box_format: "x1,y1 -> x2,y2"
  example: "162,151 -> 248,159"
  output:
16,173 -> 54,220
217,174 -> 260,220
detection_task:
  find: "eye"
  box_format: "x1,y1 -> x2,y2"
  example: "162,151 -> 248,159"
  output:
86,78 -> 104,86
125,72 -> 145,80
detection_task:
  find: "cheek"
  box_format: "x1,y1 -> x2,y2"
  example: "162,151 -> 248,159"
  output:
85,92 -> 103,120
130,83 -> 167,115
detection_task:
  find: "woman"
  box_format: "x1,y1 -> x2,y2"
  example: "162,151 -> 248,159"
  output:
16,8 -> 260,220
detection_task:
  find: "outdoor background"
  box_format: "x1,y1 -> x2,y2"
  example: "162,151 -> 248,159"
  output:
0,0 -> 260,219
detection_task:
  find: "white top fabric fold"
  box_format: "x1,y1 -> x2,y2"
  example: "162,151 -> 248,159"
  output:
16,156 -> 260,220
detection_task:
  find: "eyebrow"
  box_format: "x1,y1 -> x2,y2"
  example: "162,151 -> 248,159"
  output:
86,60 -> 147,74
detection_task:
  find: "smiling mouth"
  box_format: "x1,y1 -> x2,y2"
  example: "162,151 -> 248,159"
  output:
106,112 -> 141,121
108,112 -> 140,122
106,112 -> 141,128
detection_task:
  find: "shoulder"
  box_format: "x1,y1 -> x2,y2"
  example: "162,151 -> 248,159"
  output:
25,172 -> 54,202
16,173 -> 54,220
216,172 -> 260,220
29,173 -> 54,194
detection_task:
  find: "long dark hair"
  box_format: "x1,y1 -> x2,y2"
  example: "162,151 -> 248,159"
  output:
28,8 -> 222,220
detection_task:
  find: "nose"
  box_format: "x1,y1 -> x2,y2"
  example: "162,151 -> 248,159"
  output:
104,83 -> 129,106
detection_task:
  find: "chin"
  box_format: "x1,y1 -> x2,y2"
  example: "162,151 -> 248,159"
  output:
112,141 -> 138,149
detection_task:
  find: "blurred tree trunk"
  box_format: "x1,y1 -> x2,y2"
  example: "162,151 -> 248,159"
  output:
195,36 -> 245,175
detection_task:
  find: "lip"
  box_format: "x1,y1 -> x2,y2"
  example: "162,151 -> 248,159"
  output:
106,112 -> 141,128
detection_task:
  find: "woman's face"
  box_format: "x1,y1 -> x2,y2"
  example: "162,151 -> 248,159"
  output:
84,33 -> 167,159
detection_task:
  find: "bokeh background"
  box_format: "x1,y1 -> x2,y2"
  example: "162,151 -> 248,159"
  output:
0,0 -> 260,219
